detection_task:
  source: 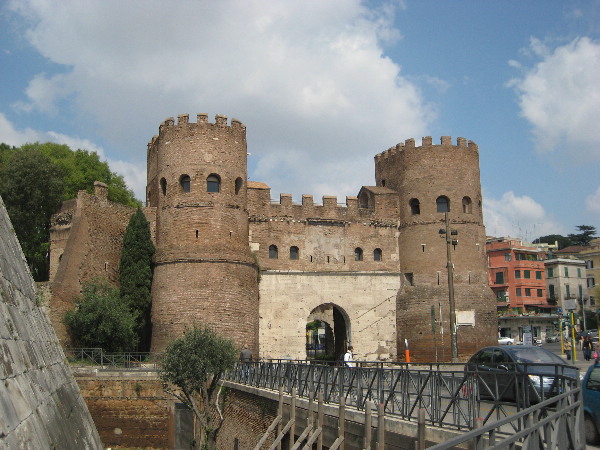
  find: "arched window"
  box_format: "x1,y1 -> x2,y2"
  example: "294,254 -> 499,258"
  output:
354,247 -> 363,261
374,248 -> 382,261
180,174 -> 191,193
269,245 -> 278,259
462,196 -> 472,214
290,246 -> 299,260
235,177 -> 243,195
160,178 -> 167,196
409,198 -> 420,215
436,196 -> 450,213
207,174 -> 221,193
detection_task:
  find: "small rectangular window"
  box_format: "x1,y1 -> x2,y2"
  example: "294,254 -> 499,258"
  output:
536,271 -> 542,280
504,253 -> 512,261
515,270 -> 521,279
495,272 -> 504,284
578,268 -> 582,278
547,268 -> 554,278
516,288 -> 522,297
549,284 -> 555,299
537,289 -> 543,297
525,288 -> 531,297
565,267 -> 569,277
524,270 -> 530,279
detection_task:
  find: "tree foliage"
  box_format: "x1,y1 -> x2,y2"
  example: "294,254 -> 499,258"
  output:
0,142 -> 140,280
0,148 -> 65,280
120,208 -> 155,351
536,225 -> 598,250
63,278 -> 139,352
160,325 -> 238,449
568,225 -> 597,247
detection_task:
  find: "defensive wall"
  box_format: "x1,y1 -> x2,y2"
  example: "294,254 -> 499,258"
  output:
0,195 -> 102,448
48,113 -> 497,363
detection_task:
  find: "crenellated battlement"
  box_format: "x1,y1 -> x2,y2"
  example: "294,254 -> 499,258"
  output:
374,136 -> 477,162
147,113 -> 246,149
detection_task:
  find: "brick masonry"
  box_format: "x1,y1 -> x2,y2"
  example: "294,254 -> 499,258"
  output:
49,114 -> 497,363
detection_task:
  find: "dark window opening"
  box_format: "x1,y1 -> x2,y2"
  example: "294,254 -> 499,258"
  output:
269,245 -> 278,259
160,178 -> 167,196
207,174 -> 221,193
290,246 -> 299,260
436,196 -> 450,213
462,196 -> 472,214
354,247 -> 363,261
235,177 -> 243,195
409,198 -> 420,215
180,174 -> 191,193
374,248 -> 382,261
405,272 -> 414,286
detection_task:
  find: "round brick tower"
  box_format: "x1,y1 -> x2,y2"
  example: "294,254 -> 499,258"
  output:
147,113 -> 259,354
375,136 -> 497,362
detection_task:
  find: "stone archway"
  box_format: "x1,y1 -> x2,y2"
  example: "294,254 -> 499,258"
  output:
306,303 -> 351,361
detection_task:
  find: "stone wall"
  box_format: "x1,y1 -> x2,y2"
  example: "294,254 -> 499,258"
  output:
49,185 -> 136,344
0,195 -> 102,449
259,271 -> 400,360
75,372 -> 171,449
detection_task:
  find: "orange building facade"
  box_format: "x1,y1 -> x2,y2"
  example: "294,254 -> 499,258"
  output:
487,238 -> 550,312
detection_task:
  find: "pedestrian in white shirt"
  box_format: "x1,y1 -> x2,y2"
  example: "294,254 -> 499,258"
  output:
344,345 -> 355,368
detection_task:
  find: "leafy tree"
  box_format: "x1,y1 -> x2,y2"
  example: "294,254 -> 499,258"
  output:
120,208 -> 155,351
63,278 -> 139,352
160,325 -> 238,449
0,148 -> 65,280
0,141 -> 140,280
568,225 -> 597,247
535,234 -> 573,250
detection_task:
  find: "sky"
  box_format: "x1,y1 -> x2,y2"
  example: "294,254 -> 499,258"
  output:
0,0 -> 599,241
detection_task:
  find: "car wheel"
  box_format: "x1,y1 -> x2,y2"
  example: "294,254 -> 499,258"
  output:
585,414 -> 600,445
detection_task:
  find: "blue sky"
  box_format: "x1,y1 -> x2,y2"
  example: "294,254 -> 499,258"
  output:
1,0 -> 599,241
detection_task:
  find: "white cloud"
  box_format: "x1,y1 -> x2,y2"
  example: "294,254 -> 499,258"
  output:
509,37 -> 600,164
586,187 -> 600,215
483,191 -> 566,241
7,0 -> 434,200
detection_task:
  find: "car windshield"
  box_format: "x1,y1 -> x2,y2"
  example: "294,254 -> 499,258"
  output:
507,348 -> 564,364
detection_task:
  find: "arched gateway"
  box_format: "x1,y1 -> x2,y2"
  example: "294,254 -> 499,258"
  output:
306,304 -> 351,361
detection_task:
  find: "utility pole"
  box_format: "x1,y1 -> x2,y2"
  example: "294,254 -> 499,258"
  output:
441,212 -> 458,362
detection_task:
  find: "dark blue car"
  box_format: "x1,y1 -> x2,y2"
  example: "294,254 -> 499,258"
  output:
583,361 -> 600,444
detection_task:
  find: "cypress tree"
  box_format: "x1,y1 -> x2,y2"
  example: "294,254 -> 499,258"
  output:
119,208 -> 155,351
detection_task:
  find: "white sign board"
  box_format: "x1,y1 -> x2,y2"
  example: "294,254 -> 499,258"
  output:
523,332 -> 533,346
563,299 -> 578,311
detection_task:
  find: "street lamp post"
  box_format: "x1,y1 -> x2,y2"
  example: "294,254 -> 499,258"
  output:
440,212 -> 459,362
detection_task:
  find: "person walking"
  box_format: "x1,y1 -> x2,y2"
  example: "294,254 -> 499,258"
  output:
344,345 -> 355,368
239,346 -> 253,380
564,339 -> 572,361
583,335 -> 592,361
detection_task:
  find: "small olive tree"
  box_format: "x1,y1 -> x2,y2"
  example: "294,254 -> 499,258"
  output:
159,325 -> 238,449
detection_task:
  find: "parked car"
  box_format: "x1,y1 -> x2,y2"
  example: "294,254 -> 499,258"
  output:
498,336 -> 515,345
546,335 -> 559,343
465,346 -> 579,405
582,361 -> 600,444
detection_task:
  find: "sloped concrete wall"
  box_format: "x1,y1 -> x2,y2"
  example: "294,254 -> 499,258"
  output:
0,196 -> 102,449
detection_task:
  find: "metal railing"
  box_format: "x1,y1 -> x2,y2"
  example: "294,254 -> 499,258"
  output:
226,360 -> 581,437
65,348 -> 162,370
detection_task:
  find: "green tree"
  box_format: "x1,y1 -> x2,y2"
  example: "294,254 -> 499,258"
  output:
64,278 -> 138,352
0,148 -> 65,280
535,234 -> 573,250
160,325 -> 238,449
0,141 -> 140,280
120,208 -> 155,351
568,225 -> 597,247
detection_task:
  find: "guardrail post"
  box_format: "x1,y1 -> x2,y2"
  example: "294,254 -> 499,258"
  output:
377,402 -> 385,450
277,386 -> 283,450
317,390 -> 324,450
338,396 -> 345,450
365,400 -> 373,449
416,408 -> 425,450
289,387 -> 296,450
